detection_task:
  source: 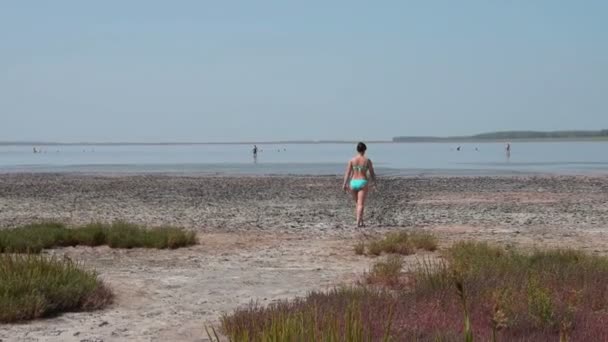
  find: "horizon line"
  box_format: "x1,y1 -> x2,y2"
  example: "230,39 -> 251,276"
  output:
0,140 -> 392,146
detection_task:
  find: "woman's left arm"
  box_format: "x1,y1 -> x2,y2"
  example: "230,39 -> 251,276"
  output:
368,159 -> 377,185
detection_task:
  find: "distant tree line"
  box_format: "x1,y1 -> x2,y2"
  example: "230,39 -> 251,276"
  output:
472,130 -> 608,139
393,130 -> 608,142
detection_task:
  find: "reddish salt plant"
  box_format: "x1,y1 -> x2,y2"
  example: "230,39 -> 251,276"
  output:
219,242 -> 608,341
220,287 -> 399,341
411,242 -> 608,340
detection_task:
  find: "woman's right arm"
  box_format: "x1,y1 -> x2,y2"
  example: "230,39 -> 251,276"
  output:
342,160 -> 352,191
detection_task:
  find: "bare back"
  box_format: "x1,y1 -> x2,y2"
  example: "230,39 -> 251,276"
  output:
342,151 -> 376,191
350,155 -> 369,180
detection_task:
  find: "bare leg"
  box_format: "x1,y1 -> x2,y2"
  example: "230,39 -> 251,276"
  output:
350,190 -> 358,225
357,188 -> 368,227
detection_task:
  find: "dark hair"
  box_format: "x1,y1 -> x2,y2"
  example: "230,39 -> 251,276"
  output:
356,142 -> 367,154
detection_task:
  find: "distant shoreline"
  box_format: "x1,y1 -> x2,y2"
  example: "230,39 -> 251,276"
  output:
391,137 -> 608,143
2,137 -> 608,146
0,141 -> 388,146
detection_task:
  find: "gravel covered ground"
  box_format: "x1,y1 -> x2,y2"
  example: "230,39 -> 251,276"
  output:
1,173 -> 608,341
1,173 -> 608,235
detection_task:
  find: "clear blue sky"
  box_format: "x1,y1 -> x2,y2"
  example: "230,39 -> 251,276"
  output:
1,1 -> 607,142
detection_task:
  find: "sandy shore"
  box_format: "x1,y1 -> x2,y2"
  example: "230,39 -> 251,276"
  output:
1,173 -> 608,341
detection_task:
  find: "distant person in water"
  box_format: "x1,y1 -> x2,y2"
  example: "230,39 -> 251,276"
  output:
342,142 -> 377,227
252,145 -> 258,157
456,146 -> 461,151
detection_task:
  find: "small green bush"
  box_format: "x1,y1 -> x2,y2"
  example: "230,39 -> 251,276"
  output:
0,254 -> 113,322
73,223 -> 107,246
367,240 -> 384,256
0,221 -> 197,253
366,255 -> 403,286
409,232 -> 438,252
105,222 -> 145,249
381,231 -> 413,255
527,276 -> 554,327
354,241 -> 365,255
360,230 -> 437,256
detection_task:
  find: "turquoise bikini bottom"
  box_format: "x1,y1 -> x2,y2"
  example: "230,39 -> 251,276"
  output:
350,179 -> 368,191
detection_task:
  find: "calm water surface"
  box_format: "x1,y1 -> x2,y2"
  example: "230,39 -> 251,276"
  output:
1,142 -> 607,176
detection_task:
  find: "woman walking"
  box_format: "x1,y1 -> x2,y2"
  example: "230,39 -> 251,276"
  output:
342,142 -> 376,227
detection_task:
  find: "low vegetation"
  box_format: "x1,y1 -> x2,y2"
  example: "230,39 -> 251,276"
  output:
219,241 -> 608,341
0,222 -> 197,253
217,287 -> 395,342
364,254 -> 404,287
0,254 -> 113,322
353,241 -> 365,255
361,230 -> 437,256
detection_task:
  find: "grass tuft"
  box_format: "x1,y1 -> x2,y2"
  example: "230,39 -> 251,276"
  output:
365,255 -> 404,286
359,230 -> 438,256
367,240 -> 384,256
0,254 -> 113,322
409,231 -> 438,252
354,241 -> 365,255
0,221 -> 197,253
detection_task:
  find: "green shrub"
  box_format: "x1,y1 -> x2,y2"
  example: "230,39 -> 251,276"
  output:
366,255 -> 403,286
72,223 -> 107,246
0,222 -> 197,253
367,240 -> 384,256
354,241 -> 365,255
409,232 -> 438,251
527,276 -> 555,327
362,230 -> 437,256
0,254 -> 113,322
105,222 -> 144,248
